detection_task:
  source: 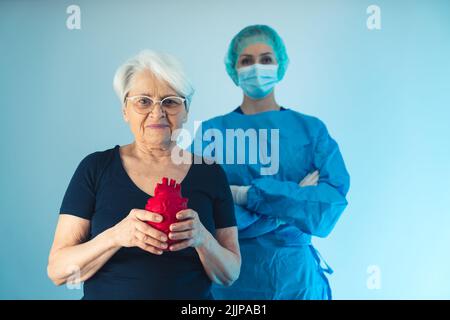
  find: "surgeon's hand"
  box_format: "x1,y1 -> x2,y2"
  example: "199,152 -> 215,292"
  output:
230,185 -> 250,206
299,170 -> 320,187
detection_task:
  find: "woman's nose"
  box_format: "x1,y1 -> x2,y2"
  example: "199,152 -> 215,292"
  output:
149,102 -> 166,118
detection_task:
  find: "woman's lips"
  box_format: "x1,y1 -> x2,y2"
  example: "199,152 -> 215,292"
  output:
145,124 -> 169,129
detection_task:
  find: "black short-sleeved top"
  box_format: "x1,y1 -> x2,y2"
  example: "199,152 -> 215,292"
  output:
59,145 -> 236,300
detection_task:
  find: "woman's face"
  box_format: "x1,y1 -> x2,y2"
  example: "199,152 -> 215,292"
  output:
236,43 -> 278,69
123,69 -> 187,148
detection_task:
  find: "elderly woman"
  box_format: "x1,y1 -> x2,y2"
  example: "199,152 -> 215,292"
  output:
47,50 -> 241,300
192,25 -> 350,300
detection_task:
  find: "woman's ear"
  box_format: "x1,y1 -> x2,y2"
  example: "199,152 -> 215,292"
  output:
122,107 -> 129,123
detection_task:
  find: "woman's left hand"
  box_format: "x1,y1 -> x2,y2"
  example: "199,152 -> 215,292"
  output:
168,209 -> 209,251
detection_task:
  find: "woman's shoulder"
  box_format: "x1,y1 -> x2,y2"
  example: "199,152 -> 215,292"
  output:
80,145 -> 116,164
75,145 -> 117,176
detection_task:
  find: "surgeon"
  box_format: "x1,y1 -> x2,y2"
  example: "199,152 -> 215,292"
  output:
191,25 -> 350,299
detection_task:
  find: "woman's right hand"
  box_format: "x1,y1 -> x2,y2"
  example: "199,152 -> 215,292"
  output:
110,209 -> 168,255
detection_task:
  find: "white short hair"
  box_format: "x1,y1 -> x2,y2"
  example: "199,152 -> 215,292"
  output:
113,50 -> 194,110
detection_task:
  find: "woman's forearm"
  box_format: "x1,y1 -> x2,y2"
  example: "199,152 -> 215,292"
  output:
47,228 -> 120,285
195,231 -> 241,286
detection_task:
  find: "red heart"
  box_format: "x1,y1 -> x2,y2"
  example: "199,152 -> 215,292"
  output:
145,177 -> 188,249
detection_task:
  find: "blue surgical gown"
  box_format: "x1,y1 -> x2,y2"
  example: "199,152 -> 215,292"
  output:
190,107 -> 350,300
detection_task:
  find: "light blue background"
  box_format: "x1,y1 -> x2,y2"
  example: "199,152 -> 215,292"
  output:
1,0 -> 449,299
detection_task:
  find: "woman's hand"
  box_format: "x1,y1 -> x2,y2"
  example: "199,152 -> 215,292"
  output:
111,209 -> 169,255
167,209 -> 209,251
299,170 -> 320,187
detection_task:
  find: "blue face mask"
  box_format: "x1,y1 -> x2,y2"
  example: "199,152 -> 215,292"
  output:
237,64 -> 279,100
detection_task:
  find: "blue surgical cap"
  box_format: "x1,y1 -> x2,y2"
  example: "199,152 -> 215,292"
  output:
225,25 -> 289,86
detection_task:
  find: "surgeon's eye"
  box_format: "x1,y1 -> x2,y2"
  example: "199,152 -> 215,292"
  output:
260,56 -> 273,64
240,57 -> 253,66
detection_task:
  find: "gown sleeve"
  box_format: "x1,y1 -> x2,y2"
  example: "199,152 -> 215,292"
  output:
246,120 -> 350,238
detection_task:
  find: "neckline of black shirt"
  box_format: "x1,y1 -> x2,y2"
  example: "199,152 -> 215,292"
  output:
113,144 -> 195,198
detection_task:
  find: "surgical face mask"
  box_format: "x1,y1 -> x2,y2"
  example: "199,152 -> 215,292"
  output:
237,64 -> 279,100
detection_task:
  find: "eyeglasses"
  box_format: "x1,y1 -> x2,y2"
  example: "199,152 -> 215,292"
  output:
125,95 -> 186,115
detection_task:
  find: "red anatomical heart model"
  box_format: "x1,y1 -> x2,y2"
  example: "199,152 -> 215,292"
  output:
145,177 -> 188,248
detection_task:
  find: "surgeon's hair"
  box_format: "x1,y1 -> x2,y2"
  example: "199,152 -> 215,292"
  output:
113,50 -> 194,110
